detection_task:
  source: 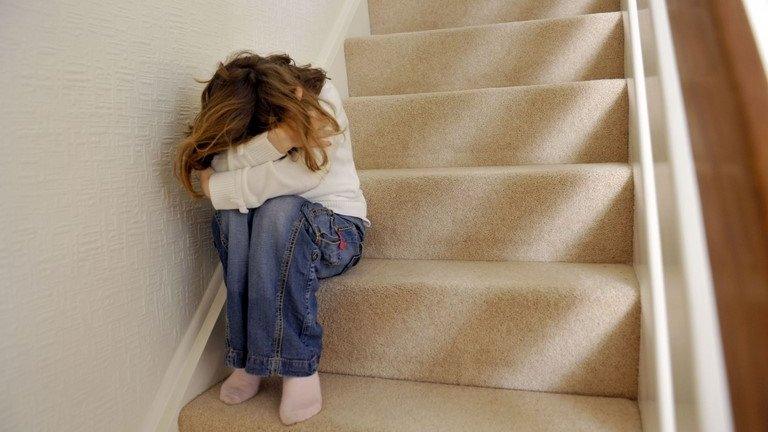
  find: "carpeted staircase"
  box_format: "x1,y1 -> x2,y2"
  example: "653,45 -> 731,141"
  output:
179,1 -> 641,430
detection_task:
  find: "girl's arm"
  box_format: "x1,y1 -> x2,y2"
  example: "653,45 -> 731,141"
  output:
211,83 -> 345,173
210,126 -> 297,172
205,148 -> 329,213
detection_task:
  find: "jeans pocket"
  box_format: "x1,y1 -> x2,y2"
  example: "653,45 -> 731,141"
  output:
328,223 -> 363,276
318,221 -> 344,266
340,251 -> 362,274
302,202 -> 365,277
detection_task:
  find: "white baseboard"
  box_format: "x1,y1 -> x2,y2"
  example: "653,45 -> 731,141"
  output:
324,0 -> 370,98
140,2 -> 371,431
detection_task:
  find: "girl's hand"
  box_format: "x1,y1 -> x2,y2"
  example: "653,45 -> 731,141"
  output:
267,112 -> 332,153
267,124 -> 299,154
197,167 -> 215,198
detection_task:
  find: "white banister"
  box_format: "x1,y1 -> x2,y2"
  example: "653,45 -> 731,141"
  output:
630,0 -> 734,431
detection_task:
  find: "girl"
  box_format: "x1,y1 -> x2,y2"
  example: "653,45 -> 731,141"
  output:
175,50 -> 369,425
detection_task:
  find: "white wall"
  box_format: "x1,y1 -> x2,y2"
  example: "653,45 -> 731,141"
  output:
0,1 -> 345,431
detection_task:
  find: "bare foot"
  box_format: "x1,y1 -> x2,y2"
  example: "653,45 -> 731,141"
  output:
279,372 -> 323,425
219,368 -> 261,405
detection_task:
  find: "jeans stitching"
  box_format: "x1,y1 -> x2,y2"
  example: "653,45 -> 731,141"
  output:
300,261 -> 316,342
309,206 -> 333,216
213,211 -> 228,248
224,305 -> 231,350
271,216 -> 304,374
225,347 -> 248,369
242,353 -> 319,376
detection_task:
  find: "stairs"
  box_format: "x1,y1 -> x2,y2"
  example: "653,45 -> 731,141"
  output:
344,12 -> 624,95
179,1 -> 641,430
358,164 -> 633,262
316,260 -> 639,398
347,80 -> 629,168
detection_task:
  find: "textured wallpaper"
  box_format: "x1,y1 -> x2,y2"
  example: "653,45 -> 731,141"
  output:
0,1 -> 344,430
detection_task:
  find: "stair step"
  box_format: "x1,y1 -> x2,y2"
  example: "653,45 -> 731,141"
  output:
179,374 -> 641,432
318,258 -> 639,397
346,80 -> 628,169
368,0 -> 620,34
345,12 -> 624,96
359,163 -> 633,263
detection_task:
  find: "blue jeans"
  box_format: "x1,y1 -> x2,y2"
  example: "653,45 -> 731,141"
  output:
211,195 -> 365,377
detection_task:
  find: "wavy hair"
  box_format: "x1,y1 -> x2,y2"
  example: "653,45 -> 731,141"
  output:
175,50 -> 341,197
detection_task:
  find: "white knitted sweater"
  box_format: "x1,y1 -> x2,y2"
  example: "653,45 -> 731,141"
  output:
207,81 -> 369,226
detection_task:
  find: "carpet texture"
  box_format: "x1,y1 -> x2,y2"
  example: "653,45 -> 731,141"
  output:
345,80 -> 629,169
317,259 -> 639,398
180,1 -> 640,430
345,12 -> 624,96
368,0 -> 620,34
179,374 -> 641,432
360,164 -> 633,263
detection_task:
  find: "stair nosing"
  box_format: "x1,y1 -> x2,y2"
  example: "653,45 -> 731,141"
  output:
318,372 -> 639,402
329,258 -> 639,296
354,256 -> 636,266
358,162 -> 632,177
343,78 -> 627,102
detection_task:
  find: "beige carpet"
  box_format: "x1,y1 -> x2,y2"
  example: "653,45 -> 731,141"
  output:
360,164 -> 633,263
346,80 -> 629,169
180,374 -> 641,432
368,0 -> 620,34
180,1 -> 640,430
345,12 -> 624,96
317,259 -> 639,398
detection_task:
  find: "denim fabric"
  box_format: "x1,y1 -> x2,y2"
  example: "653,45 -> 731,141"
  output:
211,195 -> 365,377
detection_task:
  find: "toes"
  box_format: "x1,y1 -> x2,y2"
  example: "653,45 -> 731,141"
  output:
219,389 -> 244,405
279,402 -> 323,425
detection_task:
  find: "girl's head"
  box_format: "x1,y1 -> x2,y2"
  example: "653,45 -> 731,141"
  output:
175,50 -> 340,197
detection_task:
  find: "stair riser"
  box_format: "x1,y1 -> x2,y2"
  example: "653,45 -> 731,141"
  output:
318,261 -> 639,398
345,13 -> 624,96
346,80 -> 628,169
359,165 -> 634,263
369,0 -> 621,34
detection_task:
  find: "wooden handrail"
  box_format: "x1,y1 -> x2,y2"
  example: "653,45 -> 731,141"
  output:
665,1 -> 768,431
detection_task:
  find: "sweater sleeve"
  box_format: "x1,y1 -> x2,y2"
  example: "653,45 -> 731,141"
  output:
210,132 -> 285,172
207,151 -> 328,212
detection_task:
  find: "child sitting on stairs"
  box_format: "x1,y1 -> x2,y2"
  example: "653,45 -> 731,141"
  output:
175,50 -> 370,425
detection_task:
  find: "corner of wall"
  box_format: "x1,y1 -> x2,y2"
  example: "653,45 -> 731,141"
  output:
143,2 -> 372,431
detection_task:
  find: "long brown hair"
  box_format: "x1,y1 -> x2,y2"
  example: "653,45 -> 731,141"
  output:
175,50 -> 341,197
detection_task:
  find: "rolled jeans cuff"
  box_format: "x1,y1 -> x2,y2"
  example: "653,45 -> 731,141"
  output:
225,348 -> 319,377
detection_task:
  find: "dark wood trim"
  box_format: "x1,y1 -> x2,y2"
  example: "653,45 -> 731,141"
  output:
712,1 -> 768,229
666,1 -> 768,431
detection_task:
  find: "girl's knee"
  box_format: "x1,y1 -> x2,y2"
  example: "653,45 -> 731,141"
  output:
259,195 -> 307,216
262,195 -> 306,209
257,196 -> 307,225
